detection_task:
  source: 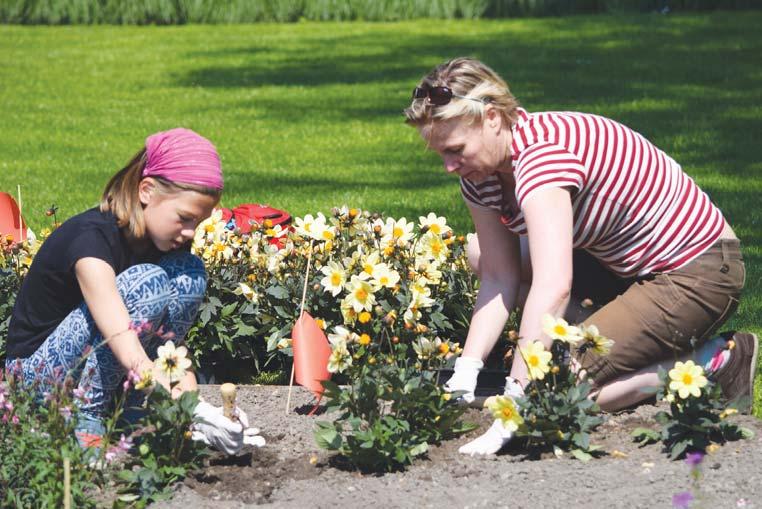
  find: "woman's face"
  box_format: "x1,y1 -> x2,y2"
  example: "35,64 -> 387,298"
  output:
140,179 -> 217,252
421,109 -> 508,182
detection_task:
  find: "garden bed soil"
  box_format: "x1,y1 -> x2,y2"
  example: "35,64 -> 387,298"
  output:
152,385 -> 762,508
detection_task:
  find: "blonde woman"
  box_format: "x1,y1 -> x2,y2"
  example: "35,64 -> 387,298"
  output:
405,58 -> 757,455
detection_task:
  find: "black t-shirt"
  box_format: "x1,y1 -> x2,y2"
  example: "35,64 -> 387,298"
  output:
7,207 -> 161,359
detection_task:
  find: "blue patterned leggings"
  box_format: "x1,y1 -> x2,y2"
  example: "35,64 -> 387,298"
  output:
5,251 -> 207,424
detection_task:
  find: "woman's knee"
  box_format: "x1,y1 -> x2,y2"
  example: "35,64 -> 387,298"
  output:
466,234 -> 482,275
466,233 -> 532,286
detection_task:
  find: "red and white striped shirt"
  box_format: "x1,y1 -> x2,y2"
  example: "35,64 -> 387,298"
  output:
460,108 -> 724,277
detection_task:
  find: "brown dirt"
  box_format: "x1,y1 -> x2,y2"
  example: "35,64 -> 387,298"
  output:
151,385 -> 762,509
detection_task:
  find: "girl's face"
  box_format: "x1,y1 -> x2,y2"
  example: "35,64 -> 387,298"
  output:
139,180 -> 217,252
421,108 -> 511,182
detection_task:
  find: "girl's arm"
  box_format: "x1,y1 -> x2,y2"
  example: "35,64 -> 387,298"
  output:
74,257 -> 168,389
461,204 -> 523,361
511,186 -> 574,385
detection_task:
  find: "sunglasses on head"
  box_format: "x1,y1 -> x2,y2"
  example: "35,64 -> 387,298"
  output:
412,86 -> 487,106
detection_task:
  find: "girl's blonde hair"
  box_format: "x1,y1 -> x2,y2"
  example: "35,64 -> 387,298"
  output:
404,57 -> 520,129
100,148 -> 222,240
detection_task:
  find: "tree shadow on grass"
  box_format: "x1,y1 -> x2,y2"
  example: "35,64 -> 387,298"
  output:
173,15 -> 762,303
174,14 -> 762,173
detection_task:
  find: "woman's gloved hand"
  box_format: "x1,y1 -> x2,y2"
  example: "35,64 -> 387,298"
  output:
191,401 -> 265,455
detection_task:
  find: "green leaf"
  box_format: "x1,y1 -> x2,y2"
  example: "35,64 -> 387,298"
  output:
314,423 -> 342,450
409,442 -> 428,456
571,448 -> 592,462
738,427 -> 755,439
236,323 -> 256,337
631,427 -> 660,445
220,302 -> 237,317
266,285 -> 289,299
572,432 -> 590,450
669,440 -> 690,460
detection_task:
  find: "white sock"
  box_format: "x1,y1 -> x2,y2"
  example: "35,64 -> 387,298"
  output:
458,377 -> 524,456
444,356 -> 483,403
696,336 -> 731,373
458,418 -> 515,456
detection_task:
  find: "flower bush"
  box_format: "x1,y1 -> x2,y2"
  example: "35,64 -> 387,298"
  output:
632,359 -> 754,459
115,340 -> 207,506
247,207 -> 477,471
1,329 -> 206,506
0,232 -> 43,362
187,207 -> 477,383
0,364 -> 101,507
501,315 -> 609,461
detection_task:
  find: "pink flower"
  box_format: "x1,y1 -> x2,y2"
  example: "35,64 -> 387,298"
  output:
116,433 -> 133,453
130,320 -> 152,335
11,415 -> 19,425
104,434 -> 134,463
59,406 -> 72,420
685,452 -> 704,468
672,491 -> 693,508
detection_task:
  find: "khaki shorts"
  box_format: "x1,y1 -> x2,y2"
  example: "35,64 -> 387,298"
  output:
571,239 -> 745,387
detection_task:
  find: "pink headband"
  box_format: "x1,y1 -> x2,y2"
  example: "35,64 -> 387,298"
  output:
143,128 -> 223,190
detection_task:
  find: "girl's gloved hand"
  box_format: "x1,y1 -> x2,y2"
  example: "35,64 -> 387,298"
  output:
191,401 -> 265,455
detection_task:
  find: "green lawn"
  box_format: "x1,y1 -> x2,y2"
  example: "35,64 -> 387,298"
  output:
1,13 -> 760,414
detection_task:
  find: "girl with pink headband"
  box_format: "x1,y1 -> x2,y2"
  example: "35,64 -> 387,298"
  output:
5,128 -> 257,456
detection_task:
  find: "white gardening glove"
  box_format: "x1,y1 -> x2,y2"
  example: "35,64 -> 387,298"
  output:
459,377 -> 525,456
444,356 -> 484,404
191,401 -> 245,455
236,408 -> 266,448
191,401 -> 266,454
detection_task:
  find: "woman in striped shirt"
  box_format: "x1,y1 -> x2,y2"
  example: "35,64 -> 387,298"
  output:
405,58 -> 757,455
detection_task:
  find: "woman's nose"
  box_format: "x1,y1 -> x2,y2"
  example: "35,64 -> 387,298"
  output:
443,156 -> 460,174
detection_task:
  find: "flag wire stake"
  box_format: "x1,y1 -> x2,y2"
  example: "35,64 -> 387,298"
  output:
286,238 -> 314,415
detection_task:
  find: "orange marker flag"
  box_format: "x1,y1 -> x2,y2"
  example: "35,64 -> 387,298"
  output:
0,192 -> 27,243
292,311 -> 332,399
